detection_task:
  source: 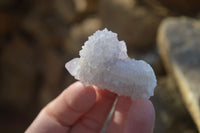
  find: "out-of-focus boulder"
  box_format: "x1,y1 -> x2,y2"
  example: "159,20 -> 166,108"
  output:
157,17 -> 200,131
73,0 -> 99,13
65,17 -> 102,56
38,50 -> 65,107
152,76 -> 198,133
159,0 -> 200,15
0,35 -> 37,110
136,0 -> 200,16
99,0 -> 163,50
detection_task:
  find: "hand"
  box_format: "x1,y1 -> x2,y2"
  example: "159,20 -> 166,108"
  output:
26,82 -> 155,133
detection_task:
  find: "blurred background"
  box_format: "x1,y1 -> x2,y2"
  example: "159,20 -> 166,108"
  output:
0,0 -> 200,132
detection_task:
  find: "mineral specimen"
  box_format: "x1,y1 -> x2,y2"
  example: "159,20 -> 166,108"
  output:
66,28 -> 157,100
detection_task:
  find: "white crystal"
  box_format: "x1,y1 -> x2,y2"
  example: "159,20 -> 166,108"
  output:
65,28 -> 157,100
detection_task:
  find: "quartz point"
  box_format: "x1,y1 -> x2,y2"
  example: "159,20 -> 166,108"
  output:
65,28 -> 157,100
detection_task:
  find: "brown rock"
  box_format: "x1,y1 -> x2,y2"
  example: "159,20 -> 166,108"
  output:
133,49 -> 165,76
151,76 -> 198,133
28,0 -> 76,24
99,0 -> 163,50
157,17 -> 200,131
65,17 -> 102,56
136,0 -> 200,16
54,0 -> 77,23
23,0 -> 76,48
38,50 -> 65,107
24,15 -> 67,48
0,12 -> 17,34
0,35 -> 37,110
23,12 -> 69,49
73,0 -> 99,13
159,0 -> 200,15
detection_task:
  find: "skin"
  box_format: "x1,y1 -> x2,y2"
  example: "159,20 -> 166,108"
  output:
25,82 -> 155,133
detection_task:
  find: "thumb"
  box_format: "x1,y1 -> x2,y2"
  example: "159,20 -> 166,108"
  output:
124,99 -> 155,133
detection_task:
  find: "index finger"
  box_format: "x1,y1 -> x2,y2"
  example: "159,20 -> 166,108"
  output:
25,82 -> 96,133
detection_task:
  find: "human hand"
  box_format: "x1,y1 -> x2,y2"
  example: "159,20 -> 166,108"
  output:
26,82 -> 155,133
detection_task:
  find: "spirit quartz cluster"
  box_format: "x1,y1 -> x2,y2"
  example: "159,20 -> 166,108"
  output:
66,28 -> 157,100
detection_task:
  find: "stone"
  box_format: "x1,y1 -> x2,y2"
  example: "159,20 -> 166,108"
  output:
54,0 -> 77,23
157,17 -> 200,131
158,0 -> 200,15
99,0 -> 163,50
23,0 -> 75,49
0,12 -> 16,35
136,0 -> 200,16
152,76 -> 198,133
23,11 -> 69,48
66,29 -> 157,100
38,50 -> 65,107
0,35 -> 37,110
73,0 -> 98,13
65,17 -> 102,56
133,49 -> 165,76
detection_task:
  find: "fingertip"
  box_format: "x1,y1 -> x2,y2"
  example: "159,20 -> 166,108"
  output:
132,99 -> 155,118
64,82 -> 97,112
45,82 -> 97,127
26,82 -> 97,133
125,99 -> 155,133
68,81 -> 85,90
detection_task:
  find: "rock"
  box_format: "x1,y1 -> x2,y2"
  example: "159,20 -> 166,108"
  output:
99,0 -> 163,50
73,0 -> 98,13
38,50 -> 65,107
133,48 -> 166,76
0,35 -> 37,110
0,12 -> 17,35
151,76 -> 198,133
157,17 -> 200,131
73,0 -> 88,13
54,0 -> 77,23
65,17 -> 102,56
28,0 -> 76,24
136,0 -> 200,16
159,0 -> 200,15
23,10 -> 69,48
23,0 -> 77,49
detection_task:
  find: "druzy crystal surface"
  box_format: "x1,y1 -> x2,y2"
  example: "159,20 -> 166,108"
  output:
66,28 -> 157,100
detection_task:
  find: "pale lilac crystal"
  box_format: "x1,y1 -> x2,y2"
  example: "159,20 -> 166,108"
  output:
65,28 -> 157,100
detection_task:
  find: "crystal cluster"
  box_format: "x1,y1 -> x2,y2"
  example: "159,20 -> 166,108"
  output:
65,28 -> 157,100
